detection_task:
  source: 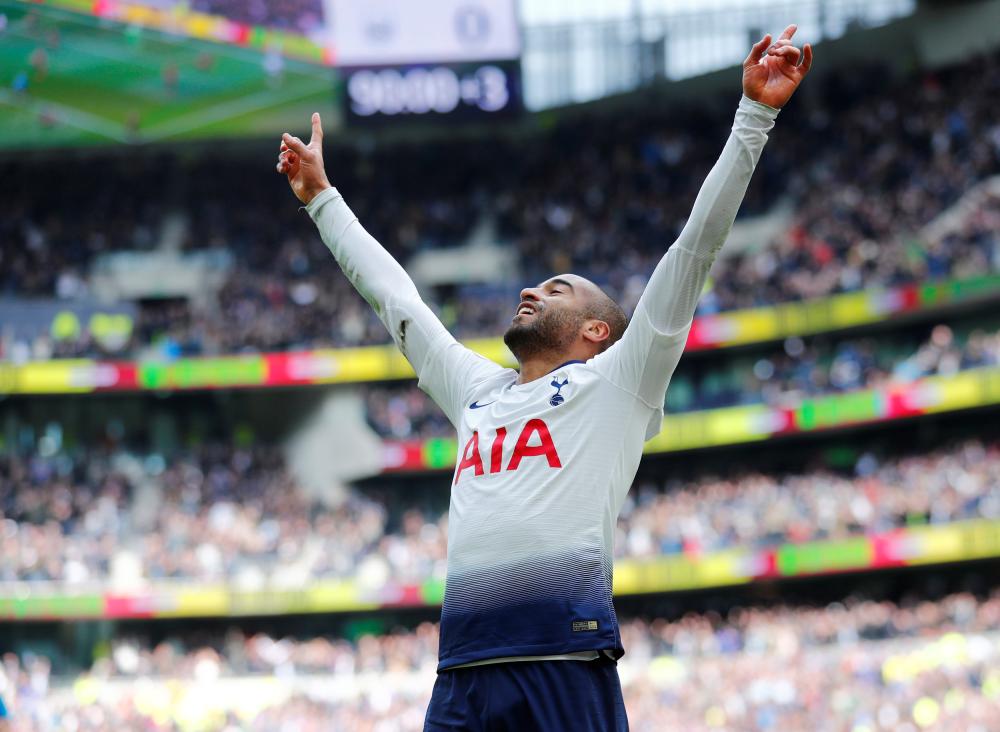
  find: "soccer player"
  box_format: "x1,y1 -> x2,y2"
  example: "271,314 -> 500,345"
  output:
278,25 -> 811,731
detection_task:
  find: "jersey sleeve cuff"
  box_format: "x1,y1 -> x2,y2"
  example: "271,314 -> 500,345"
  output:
304,186 -> 341,220
739,95 -> 780,122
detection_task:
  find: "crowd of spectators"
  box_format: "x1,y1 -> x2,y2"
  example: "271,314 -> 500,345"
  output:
0,445 -> 446,586
361,322 -> 1000,438
616,438 -> 998,558
3,53 -> 1000,361
2,436 -> 996,587
663,320 -> 1000,413
494,59 -> 1000,319
700,87 -> 1000,313
362,385 -> 452,441
2,591 -> 999,730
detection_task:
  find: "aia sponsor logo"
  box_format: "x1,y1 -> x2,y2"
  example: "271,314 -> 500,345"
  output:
454,419 -> 561,485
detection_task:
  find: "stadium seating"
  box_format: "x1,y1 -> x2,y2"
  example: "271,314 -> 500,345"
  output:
2,591 -> 996,730
3,435 -> 996,585
2,53 -> 999,360
362,322 -> 1000,438
4,9 -> 1000,732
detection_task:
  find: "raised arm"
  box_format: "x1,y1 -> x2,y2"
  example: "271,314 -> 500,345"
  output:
277,115 -> 505,424
592,26 -> 812,424
644,26 -> 811,326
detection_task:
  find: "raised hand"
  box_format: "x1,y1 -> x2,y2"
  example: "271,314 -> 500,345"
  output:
743,25 -> 812,109
277,112 -> 332,205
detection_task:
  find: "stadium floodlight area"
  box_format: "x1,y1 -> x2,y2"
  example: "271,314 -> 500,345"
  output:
520,0 -> 916,108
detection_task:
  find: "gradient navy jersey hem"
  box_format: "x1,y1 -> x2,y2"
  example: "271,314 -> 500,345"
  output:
437,596 -> 623,672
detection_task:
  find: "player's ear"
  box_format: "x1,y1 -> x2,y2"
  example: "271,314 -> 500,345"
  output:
581,319 -> 611,345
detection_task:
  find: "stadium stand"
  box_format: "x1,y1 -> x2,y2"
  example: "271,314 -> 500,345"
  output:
361,321 -> 1000,438
2,434 -> 996,585
2,591 -> 997,730
2,53 -> 999,360
4,6 -> 1000,732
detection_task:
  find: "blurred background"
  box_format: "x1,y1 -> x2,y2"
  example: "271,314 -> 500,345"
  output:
2,0 -> 1000,729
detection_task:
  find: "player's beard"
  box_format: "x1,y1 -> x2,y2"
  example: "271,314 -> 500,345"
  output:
504,306 -> 583,362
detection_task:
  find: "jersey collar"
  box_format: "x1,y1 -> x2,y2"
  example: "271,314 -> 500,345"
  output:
508,360 -> 585,390
548,360 -> 585,373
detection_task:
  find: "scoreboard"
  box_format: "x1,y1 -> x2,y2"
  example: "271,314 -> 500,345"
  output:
331,0 -> 522,124
345,62 -> 519,120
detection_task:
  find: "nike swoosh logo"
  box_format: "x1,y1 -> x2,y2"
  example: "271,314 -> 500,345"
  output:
469,400 -> 496,409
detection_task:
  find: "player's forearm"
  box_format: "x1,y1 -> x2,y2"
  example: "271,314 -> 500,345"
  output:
638,96 -> 778,334
306,187 -> 420,312
675,95 -> 778,258
306,186 -> 455,368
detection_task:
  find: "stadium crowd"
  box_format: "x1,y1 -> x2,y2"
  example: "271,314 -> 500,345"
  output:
1,591 -> 998,730
3,54 -> 1000,361
2,437 -> 996,586
361,322 -> 1000,438
616,438 -> 998,558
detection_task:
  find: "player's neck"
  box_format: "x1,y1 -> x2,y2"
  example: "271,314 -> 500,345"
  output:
515,351 -> 588,385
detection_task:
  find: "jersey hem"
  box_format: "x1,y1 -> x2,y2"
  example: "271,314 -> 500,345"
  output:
448,651 -> 600,670
437,643 -> 624,672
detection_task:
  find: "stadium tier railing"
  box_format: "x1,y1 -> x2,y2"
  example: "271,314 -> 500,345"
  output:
2,518 -> 998,621
2,274 -> 997,395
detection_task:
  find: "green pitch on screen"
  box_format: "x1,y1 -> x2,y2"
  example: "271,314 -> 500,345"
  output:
0,0 -> 339,148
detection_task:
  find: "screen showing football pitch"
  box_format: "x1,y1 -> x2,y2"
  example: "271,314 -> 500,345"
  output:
0,0 -> 338,148
0,0 -> 523,149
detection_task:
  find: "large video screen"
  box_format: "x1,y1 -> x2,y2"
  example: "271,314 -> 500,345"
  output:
0,0 -> 338,149
332,0 -> 522,125
0,0 -> 521,149
331,0 -> 520,66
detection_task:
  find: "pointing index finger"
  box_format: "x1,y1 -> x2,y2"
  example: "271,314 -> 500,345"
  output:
309,112 -> 323,145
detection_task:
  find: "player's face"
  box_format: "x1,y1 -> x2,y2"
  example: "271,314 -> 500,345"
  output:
503,275 -> 596,360
512,276 -> 581,324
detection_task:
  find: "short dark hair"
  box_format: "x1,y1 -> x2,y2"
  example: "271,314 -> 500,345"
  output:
585,290 -> 628,353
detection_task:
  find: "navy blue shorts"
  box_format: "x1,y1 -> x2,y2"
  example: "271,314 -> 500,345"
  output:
424,656 -> 629,731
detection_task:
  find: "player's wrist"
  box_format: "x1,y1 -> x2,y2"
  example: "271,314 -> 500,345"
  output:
304,185 -> 340,217
302,182 -> 334,206
740,93 -> 780,114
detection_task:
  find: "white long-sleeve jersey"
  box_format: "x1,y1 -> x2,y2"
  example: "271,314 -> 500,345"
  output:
307,96 -> 779,671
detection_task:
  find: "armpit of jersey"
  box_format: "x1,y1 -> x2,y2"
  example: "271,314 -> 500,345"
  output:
415,335 -> 513,427
589,305 -> 688,422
